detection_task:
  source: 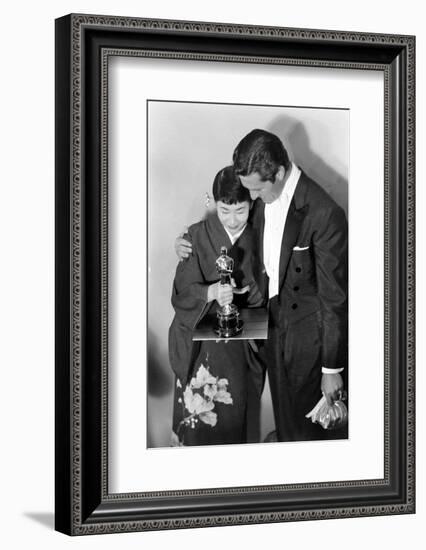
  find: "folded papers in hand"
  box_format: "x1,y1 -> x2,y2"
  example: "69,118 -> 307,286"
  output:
306,394 -> 348,430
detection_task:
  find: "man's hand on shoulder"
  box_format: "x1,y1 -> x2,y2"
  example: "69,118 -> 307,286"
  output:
175,227 -> 193,260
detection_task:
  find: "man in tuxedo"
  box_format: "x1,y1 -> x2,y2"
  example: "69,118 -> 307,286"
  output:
176,129 -> 348,442
233,129 -> 348,441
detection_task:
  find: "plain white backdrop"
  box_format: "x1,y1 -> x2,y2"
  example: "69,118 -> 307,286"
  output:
0,0 -> 422,548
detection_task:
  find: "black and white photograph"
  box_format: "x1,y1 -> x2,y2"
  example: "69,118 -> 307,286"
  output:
146,101 -> 349,448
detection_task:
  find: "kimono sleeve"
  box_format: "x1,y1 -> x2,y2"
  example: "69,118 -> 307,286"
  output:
171,234 -> 211,330
168,230 -> 211,385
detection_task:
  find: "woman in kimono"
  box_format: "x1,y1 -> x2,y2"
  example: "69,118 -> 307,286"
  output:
169,166 -> 265,446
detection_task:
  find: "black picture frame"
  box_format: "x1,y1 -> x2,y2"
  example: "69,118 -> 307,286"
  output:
55,13 -> 415,535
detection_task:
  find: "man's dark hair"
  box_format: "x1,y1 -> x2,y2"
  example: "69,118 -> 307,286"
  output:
232,129 -> 291,181
212,165 -> 251,205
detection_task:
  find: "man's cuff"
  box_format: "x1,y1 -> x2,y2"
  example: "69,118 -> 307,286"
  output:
321,367 -> 344,374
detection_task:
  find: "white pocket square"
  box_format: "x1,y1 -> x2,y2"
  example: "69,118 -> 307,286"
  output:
293,245 -> 309,251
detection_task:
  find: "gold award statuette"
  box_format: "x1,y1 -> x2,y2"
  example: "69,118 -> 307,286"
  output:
214,246 -> 243,338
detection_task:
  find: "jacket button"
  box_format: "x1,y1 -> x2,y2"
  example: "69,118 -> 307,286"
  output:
295,267 -> 302,273
291,303 -> 298,310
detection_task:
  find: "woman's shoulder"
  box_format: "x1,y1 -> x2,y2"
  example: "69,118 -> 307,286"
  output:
186,219 -> 208,241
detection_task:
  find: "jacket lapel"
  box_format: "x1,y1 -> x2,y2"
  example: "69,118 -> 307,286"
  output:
251,199 -> 265,260
250,199 -> 267,297
278,202 -> 308,290
278,173 -> 309,291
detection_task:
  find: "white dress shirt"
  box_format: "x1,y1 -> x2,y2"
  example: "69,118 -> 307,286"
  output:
263,162 -> 301,299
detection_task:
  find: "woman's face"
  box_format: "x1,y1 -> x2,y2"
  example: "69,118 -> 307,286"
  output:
216,200 -> 250,236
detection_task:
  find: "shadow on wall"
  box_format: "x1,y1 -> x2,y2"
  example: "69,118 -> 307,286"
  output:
268,116 -> 348,215
147,328 -> 173,398
147,329 -> 174,447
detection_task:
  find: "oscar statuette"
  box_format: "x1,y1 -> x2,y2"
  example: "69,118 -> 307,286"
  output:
214,246 -> 243,338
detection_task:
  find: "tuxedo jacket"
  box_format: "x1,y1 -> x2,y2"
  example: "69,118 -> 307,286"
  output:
250,170 -> 348,372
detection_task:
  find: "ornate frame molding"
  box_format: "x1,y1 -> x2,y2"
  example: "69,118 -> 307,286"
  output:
55,14 -> 415,535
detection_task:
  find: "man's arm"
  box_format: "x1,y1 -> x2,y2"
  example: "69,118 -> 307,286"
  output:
314,205 -> 348,403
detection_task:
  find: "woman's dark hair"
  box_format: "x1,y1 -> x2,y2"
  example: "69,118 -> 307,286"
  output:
233,129 -> 291,181
212,165 -> 251,205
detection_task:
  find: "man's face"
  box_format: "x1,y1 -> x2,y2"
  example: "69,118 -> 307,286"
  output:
216,200 -> 250,236
239,167 -> 285,204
